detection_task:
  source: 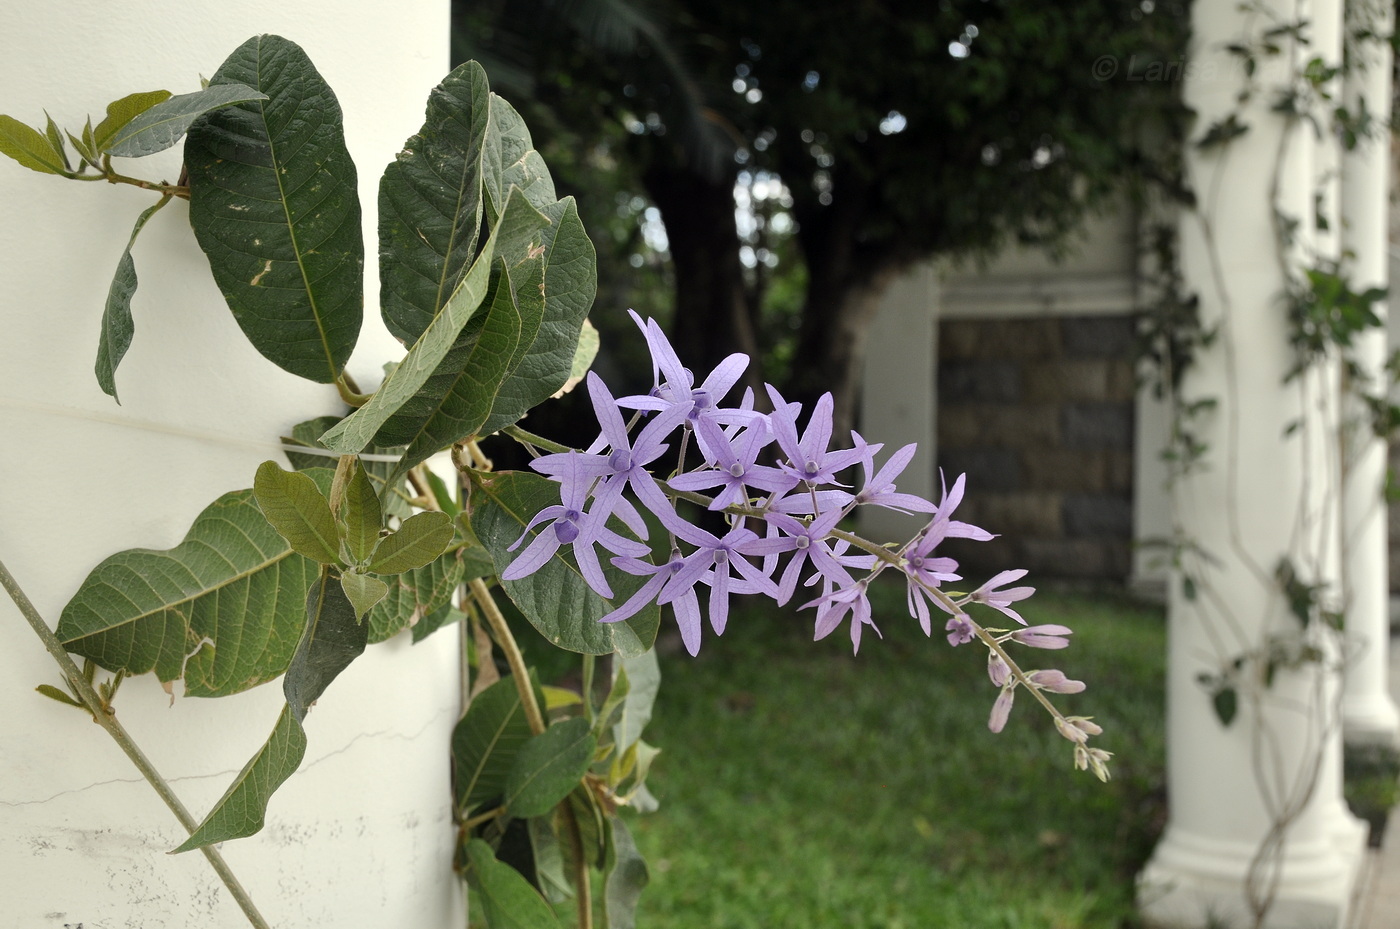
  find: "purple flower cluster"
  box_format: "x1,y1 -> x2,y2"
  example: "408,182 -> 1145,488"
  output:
501,312 -> 1108,776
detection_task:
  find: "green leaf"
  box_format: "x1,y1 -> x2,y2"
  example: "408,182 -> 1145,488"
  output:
378,60 -> 492,343
185,34 -> 363,383
95,194 -> 173,402
172,704 -> 307,852
0,114 -> 67,174
566,784 -> 608,868
477,197 -> 597,435
366,510 -> 454,575
1213,686 -> 1238,727
318,186 -> 549,455
527,816 -> 573,904
612,650 -> 659,755
469,470 -> 659,657
410,602 -> 467,644
554,318 -> 599,399
57,484 -> 324,696
505,718 -> 596,818
104,83 -> 266,157
285,567 -> 368,723
35,683 -> 84,708
43,113 -> 70,172
341,458 -> 383,565
452,676 -> 534,814
253,460 -> 341,565
368,549 -> 479,643
339,570 -> 389,620
372,260 -> 527,472
604,816 -> 649,929
92,90 -> 172,151
483,93 -> 557,221
425,468 -> 462,517
466,839 -> 563,929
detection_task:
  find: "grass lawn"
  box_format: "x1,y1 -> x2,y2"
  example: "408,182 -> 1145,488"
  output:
619,581 -> 1167,929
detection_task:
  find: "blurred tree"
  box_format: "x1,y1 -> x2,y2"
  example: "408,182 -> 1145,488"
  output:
454,0 -> 1188,435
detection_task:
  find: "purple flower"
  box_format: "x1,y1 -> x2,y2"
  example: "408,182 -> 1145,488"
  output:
988,652 -> 1010,687
804,579 -> 880,654
502,453 -> 650,598
989,686 -> 1016,733
945,613 -> 976,647
745,509 -> 853,606
654,518 -> 777,638
1028,669 -> 1086,693
931,471 -> 995,542
901,519 -> 963,635
617,311 -> 752,435
765,386 -> 865,487
581,371 -> 690,521
850,439 -> 937,514
601,549 -> 701,651
970,569 -> 1035,625
1010,624 -> 1073,649
666,417 -> 788,511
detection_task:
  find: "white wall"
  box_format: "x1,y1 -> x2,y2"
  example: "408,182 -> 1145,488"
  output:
0,3 -> 466,926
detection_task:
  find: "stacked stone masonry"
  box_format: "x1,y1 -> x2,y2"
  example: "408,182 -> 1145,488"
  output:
937,315 -> 1136,581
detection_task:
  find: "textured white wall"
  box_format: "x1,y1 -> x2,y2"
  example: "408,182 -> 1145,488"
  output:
0,3 -> 466,926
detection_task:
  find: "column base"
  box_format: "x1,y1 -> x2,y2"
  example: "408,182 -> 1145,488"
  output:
1342,693 -> 1400,748
1137,814 -> 1368,929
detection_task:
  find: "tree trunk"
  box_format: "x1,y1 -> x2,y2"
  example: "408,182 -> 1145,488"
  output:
642,164 -> 766,402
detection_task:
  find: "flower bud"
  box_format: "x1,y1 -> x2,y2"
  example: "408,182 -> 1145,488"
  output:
1028,669 -> 1086,693
1010,624 -> 1072,649
988,686 -> 1015,733
987,652 -> 1010,687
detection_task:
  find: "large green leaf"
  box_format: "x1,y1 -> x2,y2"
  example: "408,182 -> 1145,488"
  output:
185,34 -> 363,383
57,485 -> 324,696
378,60 -> 492,343
95,194 -> 173,402
0,114 -> 66,174
281,415 -> 413,519
172,704 -> 307,853
253,460 -> 341,565
476,197 -> 597,436
104,83 -> 267,158
284,567 -> 367,722
340,458 -> 382,565
604,816 -> 649,929
504,718 -> 596,818
466,839 -> 563,929
468,470 -> 659,657
371,261 -> 527,472
92,90 -> 172,152
452,676 -> 534,814
318,186 -> 548,455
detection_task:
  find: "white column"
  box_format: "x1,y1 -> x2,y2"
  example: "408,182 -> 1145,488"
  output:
859,263 -> 939,544
1339,0 -> 1399,746
0,4 -> 463,927
1136,0 -> 1366,925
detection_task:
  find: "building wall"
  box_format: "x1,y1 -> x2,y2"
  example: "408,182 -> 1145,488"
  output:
935,314 -> 1138,582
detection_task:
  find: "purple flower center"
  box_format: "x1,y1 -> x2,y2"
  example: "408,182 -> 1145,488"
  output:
609,449 -> 633,472
554,512 -> 581,544
794,535 -> 810,550
803,460 -> 820,478
728,462 -> 746,478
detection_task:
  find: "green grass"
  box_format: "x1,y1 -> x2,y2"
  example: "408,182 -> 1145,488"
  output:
618,582 -> 1167,929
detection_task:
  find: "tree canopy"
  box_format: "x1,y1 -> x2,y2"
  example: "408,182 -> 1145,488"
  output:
456,0 -> 1189,435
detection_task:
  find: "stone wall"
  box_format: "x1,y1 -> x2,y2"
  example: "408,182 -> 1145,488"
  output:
936,314 -> 1137,581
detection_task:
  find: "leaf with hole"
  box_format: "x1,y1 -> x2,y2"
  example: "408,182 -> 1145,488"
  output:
185,34 -> 362,383
56,479 -> 330,696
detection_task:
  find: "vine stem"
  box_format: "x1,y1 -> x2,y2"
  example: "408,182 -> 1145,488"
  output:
467,577 -> 546,736
561,800 -> 594,929
0,557 -> 272,929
